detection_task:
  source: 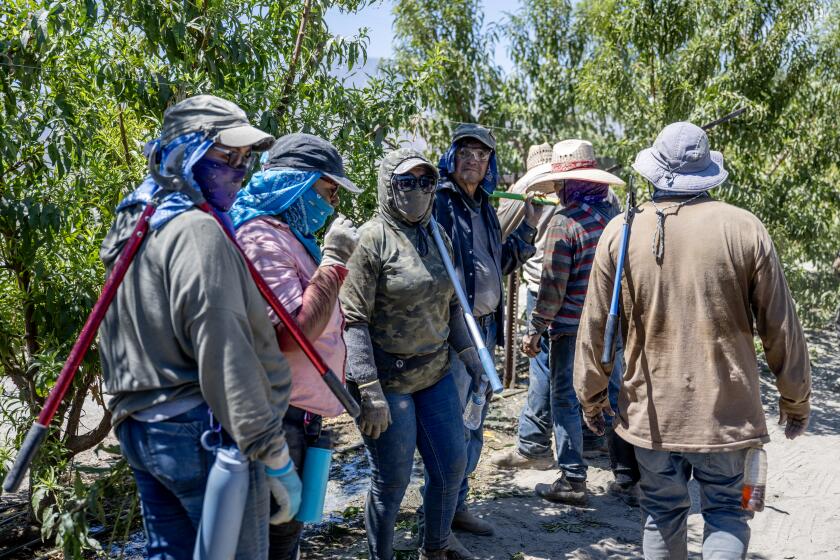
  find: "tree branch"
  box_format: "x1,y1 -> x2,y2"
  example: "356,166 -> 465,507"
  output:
118,108 -> 133,168
275,0 -> 313,116
62,377 -> 88,447
65,409 -> 112,455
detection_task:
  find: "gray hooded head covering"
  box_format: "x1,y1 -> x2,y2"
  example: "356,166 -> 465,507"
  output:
377,148 -> 439,227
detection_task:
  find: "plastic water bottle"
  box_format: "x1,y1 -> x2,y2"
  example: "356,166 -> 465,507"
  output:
741,447 -> 767,512
194,447 -> 250,560
463,378 -> 488,431
295,430 -> 334,523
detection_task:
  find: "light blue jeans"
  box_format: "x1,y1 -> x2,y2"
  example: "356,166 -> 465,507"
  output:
635,447 -> 752,559
116,404 -> 269,560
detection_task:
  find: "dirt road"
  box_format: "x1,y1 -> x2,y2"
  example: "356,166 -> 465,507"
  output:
301,329 -> 840,559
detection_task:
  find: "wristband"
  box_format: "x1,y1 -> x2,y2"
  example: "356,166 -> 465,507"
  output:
357,379 -> 380,390
265,461 -> 294,477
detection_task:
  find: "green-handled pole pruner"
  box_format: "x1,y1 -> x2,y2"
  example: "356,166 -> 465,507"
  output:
600,108 -> 747,365
490,192 -> 557,206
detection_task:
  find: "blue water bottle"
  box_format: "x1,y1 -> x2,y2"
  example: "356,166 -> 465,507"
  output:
295,430 -> 333,523
194,446 -> 250,560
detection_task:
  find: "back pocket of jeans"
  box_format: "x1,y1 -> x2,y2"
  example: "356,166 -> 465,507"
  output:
144,419 -> 209,493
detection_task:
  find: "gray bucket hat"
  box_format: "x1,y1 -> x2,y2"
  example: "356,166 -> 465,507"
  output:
632,122 -> 727,192
452,123 -> 496,150
161,95 -> 275,151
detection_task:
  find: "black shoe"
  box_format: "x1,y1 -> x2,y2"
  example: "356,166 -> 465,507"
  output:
582,435 -> 609,458
607,480 -> 639,507
535,474 -> 587,506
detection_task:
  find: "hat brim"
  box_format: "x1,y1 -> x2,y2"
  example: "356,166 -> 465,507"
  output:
394,157 -> 438,177
323,171 -> 363,194
510,163 -> 556,194
217,125 -> 275,152
632,148 -> 727,192
452,132 -> 496,150
538,167 -> 626,188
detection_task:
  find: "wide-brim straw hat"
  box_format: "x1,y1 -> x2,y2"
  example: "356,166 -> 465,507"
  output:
536,140 -> 625,189
507,143 -> 554,194
632,121 -> 727,192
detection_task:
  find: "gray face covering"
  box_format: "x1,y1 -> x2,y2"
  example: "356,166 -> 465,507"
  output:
392,188 -> 433,224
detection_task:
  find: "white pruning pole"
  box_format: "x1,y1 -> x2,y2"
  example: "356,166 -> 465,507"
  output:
429,216 -> 504,394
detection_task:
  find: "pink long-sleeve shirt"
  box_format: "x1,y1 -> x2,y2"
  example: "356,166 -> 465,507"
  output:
237,216 -> 347,417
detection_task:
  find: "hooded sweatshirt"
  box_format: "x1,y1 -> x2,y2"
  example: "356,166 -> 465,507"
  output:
97,205 -> 291,465
340,149 -> 461,394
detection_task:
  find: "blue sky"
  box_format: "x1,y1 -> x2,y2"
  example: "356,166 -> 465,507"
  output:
324,0 -> 517,72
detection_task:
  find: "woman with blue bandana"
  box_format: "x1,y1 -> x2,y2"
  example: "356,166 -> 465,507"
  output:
98,95 -> 299,559
230,133 -> 361,560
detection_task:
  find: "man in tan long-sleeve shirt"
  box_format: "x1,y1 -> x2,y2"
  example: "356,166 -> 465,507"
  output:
575,122 -> 810,559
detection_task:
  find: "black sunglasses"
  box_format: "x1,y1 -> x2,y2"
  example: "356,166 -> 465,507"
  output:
391,174 -> 437,193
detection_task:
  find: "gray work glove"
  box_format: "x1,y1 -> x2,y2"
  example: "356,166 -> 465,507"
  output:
582,400 -> 615,437
458,347 -> 486,393
321,214 -> 359,268
359,380 -> 392,439
779,400 -> 809,440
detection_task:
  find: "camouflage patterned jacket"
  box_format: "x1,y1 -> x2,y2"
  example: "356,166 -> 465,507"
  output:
340,149 -> 461,394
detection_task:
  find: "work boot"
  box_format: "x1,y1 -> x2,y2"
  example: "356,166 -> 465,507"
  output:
446,533 -> 477,559
452,508 -> 494,536
535,474 -> 587,506
607,480 -> 639,507
490,449 -> 555,470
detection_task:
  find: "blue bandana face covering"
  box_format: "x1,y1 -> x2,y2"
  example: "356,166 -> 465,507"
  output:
280,188 -> 334,261
192,158 -> 249,212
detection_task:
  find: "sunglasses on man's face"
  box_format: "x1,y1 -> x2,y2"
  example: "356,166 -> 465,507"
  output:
391,174 -> 438,193
456,147 -> 492,162
209,145 -> 254,169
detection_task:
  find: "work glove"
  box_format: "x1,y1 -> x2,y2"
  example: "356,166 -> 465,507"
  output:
358,380 -> 392,439
582,401 -> 615,437
459,347 -> 488,394
265,445 -> 303,525
321,214 -> 360,268
521,332 -> 541,358
779,400 -> 809,440
523,193 -> 541,228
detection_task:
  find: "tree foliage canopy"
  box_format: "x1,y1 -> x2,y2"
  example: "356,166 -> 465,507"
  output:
0,0 -> 838,554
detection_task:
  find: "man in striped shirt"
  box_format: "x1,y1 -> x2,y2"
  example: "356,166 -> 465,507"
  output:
521,139 -> 624,505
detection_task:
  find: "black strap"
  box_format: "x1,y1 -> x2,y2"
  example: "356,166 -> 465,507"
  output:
371,344 -> 445,380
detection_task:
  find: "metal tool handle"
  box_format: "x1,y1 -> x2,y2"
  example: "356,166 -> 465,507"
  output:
429,217 -> 503,394
2,202 -> 157,494
601,191 -> 633,366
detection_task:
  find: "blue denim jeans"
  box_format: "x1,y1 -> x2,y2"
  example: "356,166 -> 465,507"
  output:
518,291 -> 622,478
635,447 -> 752,560
357,373 -> 466,559
268,407 -> 321,560
116,404 -> 269,560
448,313 -> 496,511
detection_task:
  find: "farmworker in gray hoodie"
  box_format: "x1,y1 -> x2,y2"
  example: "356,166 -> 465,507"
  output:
98,95 -> 298,560
340,148 -> 485,560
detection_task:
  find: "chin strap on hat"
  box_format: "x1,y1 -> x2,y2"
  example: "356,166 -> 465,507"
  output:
649,190 -> 708,264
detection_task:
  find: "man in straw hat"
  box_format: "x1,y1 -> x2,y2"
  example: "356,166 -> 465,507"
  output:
518,139 -> 627,506
494,143 -> 640,505
575,121 -> 810,557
